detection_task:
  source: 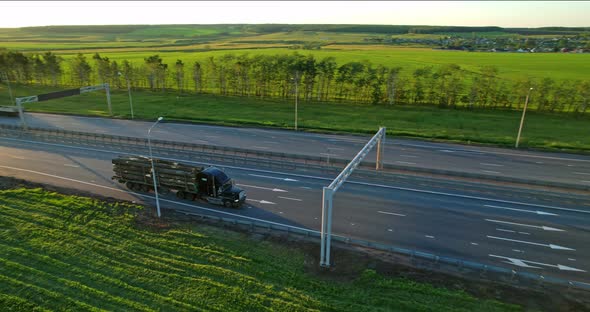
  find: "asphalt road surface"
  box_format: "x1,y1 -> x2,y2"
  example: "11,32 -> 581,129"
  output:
0,133 -> 589,285
2,112 -> 590,189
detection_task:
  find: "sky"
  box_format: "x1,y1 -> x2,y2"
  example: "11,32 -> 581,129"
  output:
0,1 -> 588,28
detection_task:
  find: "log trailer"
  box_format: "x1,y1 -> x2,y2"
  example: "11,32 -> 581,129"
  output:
112,155 -> 246,208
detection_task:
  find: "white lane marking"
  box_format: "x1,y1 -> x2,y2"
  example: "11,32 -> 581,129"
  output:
387,229 -> 393,232
496,228 -> 515,233
395,161 -> 416,165
567,165 -> 574,167
487,235 -> 575,251
536,162 -> 544,164
481,170 -> 500,174
471,242 -> 479,246
573,172 -> 590,175
8,155 -> 25,159
278,196 -> 302,202
249,174 -> 298,182
64,164 -> 80,168
237,184 -> 287,193
204,136 -> 219,139
490,254 -> 586,272
582,180 -> 590,184
399,154 -> 418,158
484,205 -> 558,216
425,235 -> 435,239
569,258 -> 576,261
410,142 -> 590,163
319,153 -> 338,156
2,137 -> 588,214
252,146 -> 269,149
329,148 -> 345,151
299,186 -> 312,190
485,219 -> 565,232
512,249 -> 524,253
480,163 -> 504,167
262,141 -> 278,144
246,199 -> 276,205
518,232 -> 531,235
377,211 -> 406,217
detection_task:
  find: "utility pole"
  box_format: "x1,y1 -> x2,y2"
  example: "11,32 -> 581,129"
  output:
515,87 -> 533,148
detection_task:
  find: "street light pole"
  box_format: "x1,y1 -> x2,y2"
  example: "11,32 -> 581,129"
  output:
148,117 -> 164,217
515,87 -> 533,148
118,72 -> 134,119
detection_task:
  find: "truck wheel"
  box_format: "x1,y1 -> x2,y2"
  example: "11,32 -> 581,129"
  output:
176,191 -> 185,199
224,201 -> 232,208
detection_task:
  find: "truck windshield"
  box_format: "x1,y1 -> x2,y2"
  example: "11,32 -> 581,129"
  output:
221,179 -> 233,193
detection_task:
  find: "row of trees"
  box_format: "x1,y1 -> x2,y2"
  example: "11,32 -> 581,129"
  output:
1,50 -> 588,113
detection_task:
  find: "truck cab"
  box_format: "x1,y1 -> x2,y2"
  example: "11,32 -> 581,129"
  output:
197,167 -> 246,208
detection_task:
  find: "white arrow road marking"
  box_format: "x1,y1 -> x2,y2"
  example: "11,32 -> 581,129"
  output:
237,184 -> 287,192
246,199 -> 276,205
278,196 -> 302,202
487,236 -> 575,251
485,219 -> 565,232
249,174 -> 298,182
377,211 -> 406,217
484,204 -> 558,216
490,255 -> 586,272
64,164 -> 80,168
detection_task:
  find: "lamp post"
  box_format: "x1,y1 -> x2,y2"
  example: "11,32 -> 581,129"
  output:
515,87 -> 533,148
148,117 -> 163,217
118,72 -> 134,119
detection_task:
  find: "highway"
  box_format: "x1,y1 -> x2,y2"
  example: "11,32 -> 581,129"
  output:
2,113 -> 590,189
0,129 -> 589,285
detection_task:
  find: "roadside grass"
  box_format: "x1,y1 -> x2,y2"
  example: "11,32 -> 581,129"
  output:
1,84 -> 588,151
0,187 -> 521,311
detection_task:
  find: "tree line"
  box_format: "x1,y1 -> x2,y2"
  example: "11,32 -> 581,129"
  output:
0,50 -> 588,113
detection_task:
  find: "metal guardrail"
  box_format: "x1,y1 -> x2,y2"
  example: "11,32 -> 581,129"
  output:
1,124 -> 589,292
1,123 -> 588,191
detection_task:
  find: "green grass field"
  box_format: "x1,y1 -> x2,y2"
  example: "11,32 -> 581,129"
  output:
2,84 -> 588,151
45,47 -> 590,82
0,188 -> 520,311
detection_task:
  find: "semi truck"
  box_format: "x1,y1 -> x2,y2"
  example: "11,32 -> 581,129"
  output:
112,155 -> 246,208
